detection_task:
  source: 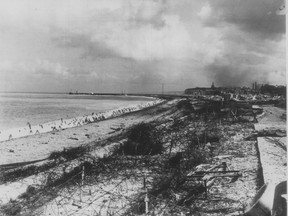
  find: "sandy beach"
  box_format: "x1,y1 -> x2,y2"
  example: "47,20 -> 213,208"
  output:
0,99 -> 165,164
0,98 -> 286,216
0,99 -> 163,143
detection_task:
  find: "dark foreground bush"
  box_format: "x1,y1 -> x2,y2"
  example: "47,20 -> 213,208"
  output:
177,99 -> 193,110
48,146 -> 87,161
1,202 -> 22,216
119,123 -> 163,155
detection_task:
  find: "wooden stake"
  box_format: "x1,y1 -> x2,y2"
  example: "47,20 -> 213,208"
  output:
80,165 -> 85,202
145,188 -> 149,215
204,180 -> 208,199
143,177 -> 146,189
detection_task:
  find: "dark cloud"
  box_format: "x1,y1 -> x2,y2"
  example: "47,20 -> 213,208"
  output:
203,42 -> 282,86
221,30 -> 276,56
205,60 -> 267,87
199,0 -> 285,87
45,0 -> 285,92
205,0 -> 285,41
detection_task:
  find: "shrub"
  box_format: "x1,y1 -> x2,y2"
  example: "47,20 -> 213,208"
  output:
176,99 -> 192,110
120,123 -> 163,155
176,100 -> 194,115
48,146 -> 87,161
1,202 -> 22,216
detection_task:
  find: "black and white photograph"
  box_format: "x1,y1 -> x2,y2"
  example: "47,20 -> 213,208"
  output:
0,0 -> 286,215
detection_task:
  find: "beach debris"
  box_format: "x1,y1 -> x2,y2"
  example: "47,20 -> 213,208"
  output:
27,122 -> 31,130
5,148 -> 14,153
213,155 -> 233,160
187,162 -> 241,199
110,126 -> 121,132
72,200 -> 82,209
258,128 -> 286,137
51,126 -> 57,131
68,137 -> 79,141
8,134 -> 12,140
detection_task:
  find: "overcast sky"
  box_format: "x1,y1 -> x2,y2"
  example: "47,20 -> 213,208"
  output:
0,0 -> 286,93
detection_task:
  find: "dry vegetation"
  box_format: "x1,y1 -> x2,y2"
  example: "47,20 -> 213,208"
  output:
0,98 -> 265,215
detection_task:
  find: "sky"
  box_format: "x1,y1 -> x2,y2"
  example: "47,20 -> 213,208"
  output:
0,0 -> 286,93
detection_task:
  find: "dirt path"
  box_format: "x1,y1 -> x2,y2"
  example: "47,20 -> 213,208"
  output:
255,106 -> 286,185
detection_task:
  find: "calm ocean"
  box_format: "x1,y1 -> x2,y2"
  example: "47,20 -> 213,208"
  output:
0,92 -> 153,131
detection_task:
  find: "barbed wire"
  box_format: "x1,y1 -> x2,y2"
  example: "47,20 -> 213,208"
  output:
0,99 -> 254,216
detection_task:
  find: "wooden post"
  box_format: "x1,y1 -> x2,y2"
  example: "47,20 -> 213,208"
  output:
143,176 -> 146,189
222,162 -> 227,173
145,188 -> 149,215
204,180 -> 208,199
80,165 -> 85,202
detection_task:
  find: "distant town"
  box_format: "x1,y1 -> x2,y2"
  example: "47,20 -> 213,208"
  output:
69,82 -> 286,107
184,82 -> 286,104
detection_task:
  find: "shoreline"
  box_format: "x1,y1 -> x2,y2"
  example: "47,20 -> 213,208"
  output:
0,99 -> 174,166
0,98 -> 164,142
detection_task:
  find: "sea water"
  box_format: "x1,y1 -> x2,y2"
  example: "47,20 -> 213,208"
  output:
0,92 -> 153,131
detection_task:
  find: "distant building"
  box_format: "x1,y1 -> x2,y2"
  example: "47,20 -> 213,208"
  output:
211,82 -> 215,89
184,82 -> 220,96
252,82 -> 261,91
